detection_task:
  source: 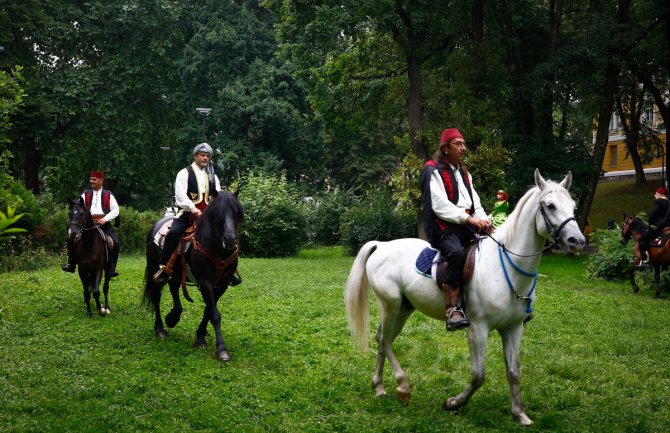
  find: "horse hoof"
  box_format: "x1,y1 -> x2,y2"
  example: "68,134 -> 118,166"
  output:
515,412 -> 533,426
106,308 -> 111,315
165,310 -> 182,328
194,342 -> 207,350
442,398 -> 460,412
396,389 -> 410,405
373,386 -> 387,398
99,308 -> 107,316
216,350 -> 231,362
155,330 -> 168,340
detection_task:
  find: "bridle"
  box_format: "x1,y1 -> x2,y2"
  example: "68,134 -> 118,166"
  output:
68,204 -> 103,239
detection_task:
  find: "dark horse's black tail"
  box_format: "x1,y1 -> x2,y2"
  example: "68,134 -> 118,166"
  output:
142,216 -> 171,311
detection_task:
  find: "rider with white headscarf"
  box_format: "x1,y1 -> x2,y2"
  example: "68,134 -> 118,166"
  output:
153,143 -> 222,285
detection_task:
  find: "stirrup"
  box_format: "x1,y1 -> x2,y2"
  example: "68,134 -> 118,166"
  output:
446,307 -> 470,331
153,265 -> 169,284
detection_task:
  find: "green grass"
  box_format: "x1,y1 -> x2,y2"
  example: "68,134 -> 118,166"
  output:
590,180 -> 660,229
1,248 -> 669,432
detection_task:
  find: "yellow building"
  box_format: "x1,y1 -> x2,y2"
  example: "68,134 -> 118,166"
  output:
601,106 -> 666,180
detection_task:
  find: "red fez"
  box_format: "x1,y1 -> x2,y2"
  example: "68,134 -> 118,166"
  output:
656,186 -> 668,196
497,190 -> 508,201
440,128 -> 464,145
90,170 -> 105,179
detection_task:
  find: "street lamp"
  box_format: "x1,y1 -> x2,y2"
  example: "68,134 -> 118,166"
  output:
196,107 -> 211,141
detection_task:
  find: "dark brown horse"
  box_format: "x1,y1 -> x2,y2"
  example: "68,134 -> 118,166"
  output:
67,198 -> 112,317
620,214 -> 670,298
143,192 -> 244,362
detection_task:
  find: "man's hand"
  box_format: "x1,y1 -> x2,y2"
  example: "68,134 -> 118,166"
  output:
191,207 -> 202,218
97,218 -> 106,225
467,216 -> 491,232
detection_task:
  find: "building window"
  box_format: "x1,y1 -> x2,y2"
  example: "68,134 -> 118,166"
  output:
609,145 -> 617,167
643,108 -> 654,125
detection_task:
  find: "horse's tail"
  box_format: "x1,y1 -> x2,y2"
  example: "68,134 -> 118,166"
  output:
142,225 -> 162,311
344,240 -> 379,350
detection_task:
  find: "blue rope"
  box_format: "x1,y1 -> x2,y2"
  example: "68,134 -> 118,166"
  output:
498,244 -> 538,313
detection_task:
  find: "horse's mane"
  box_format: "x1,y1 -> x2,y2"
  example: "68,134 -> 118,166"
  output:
197,192 -> 244,250
493,186 -> 540,246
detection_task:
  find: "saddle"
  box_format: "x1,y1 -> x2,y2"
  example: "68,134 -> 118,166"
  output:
414,241 -> 479,286
650,227 -> 670,248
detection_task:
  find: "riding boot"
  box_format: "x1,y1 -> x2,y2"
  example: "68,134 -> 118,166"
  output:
62,241 -> 76,273
229,271 -> 242,286
442,283 -> 470,331
110,247 -> 119,278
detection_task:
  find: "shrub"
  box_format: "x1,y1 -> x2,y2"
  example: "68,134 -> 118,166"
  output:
340,185 -> 417,255
307,187 -> 351,246
586,227 -> 634,281
116,207 -> 161,254
237,171 -> 308,257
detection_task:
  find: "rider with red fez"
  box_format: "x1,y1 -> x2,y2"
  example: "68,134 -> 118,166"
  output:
638,185 -> 670,266
154,142 -> 237,286
419,128 -> 491,331
62,170 -> 121,277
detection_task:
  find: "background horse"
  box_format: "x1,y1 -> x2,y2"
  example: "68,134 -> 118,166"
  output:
143,192 -> 244,362
67,198 -> 111,317
620,214 -> 670,298
344,169 -> 585,425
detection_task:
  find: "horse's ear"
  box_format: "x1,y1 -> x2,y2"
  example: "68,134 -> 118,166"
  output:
559,171 -> 572,190
534,168 -> 546,190
78,196 -> 85,206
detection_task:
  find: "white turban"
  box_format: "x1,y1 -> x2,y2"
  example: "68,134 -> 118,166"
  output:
193,142 -> 213,156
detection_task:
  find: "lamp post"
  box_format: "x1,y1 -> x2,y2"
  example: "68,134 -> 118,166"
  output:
196,107 -> 211,142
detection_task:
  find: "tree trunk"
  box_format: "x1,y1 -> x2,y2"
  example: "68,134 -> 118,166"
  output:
577,0 -> 630,227
407,54 -> 426,161
23,136 -> 42,194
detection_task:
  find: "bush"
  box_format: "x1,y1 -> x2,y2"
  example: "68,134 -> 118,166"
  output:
0,179 -> 44,232
586,227 -> 634,280
340,186 -> 417,255
307,188 -> 351,246
237,171 -> 308,257
116,207 -> 162,254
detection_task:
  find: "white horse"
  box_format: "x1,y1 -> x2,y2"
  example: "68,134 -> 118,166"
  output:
344,169 -> 585,425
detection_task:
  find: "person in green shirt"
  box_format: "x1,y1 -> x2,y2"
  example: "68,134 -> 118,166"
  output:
490,190 -> 509,229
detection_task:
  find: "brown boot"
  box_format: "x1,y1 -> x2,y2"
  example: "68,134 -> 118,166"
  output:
442,283 -> 470,331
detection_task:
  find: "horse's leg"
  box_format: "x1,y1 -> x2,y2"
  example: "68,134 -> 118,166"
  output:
498,324 -> 533,426
194,305 -> 209,350
90,268 -> 105,316
164,278 -> 183,328
197,282 -> 230,362
655,265 -> 662,299
81,271 -> 93,318
152,282 -> 167,339
443,322 -> 489,412
374,300 -> 413,404
101,267 -> 111,315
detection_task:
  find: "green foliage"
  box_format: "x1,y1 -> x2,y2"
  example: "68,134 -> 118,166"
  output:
340,185 -> 417,255
586,227 -> 634,281
306,186 -> 352,246
0,205 -> 27,242
115,207 -> 162,254
464,140 -> 513,211
0,178 -> 44,232
237,171 -> 308,257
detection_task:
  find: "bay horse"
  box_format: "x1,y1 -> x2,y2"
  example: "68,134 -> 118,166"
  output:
344,169 -> 585,425
620,214 -> 670,298
143,192 -> 244,362
67,197 -> 112,317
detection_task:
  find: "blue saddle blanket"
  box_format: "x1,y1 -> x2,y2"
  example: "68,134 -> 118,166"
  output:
415,247 -> 440,277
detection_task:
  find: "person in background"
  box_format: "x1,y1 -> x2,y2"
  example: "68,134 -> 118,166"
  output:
638,186 -> 670,266
489,190 -> 509,229
63,170 -> 121,277
419,128 -> 491,332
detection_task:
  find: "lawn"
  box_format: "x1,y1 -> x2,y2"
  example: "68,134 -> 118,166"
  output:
590,180 -> 660,229
0,248 -> 669,432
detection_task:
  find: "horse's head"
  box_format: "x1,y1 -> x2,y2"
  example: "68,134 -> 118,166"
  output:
534,169 -> 586,254
201,192 -> 244,251
620,213 -> 641,244
67,197 -> 89,240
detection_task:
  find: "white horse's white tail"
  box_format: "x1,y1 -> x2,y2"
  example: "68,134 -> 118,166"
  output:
344,241 -> 379,350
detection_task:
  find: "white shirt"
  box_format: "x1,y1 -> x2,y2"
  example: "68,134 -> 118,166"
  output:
429,164 -> 488,224
174,162 -> 221,212
81,188 -> 119,222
